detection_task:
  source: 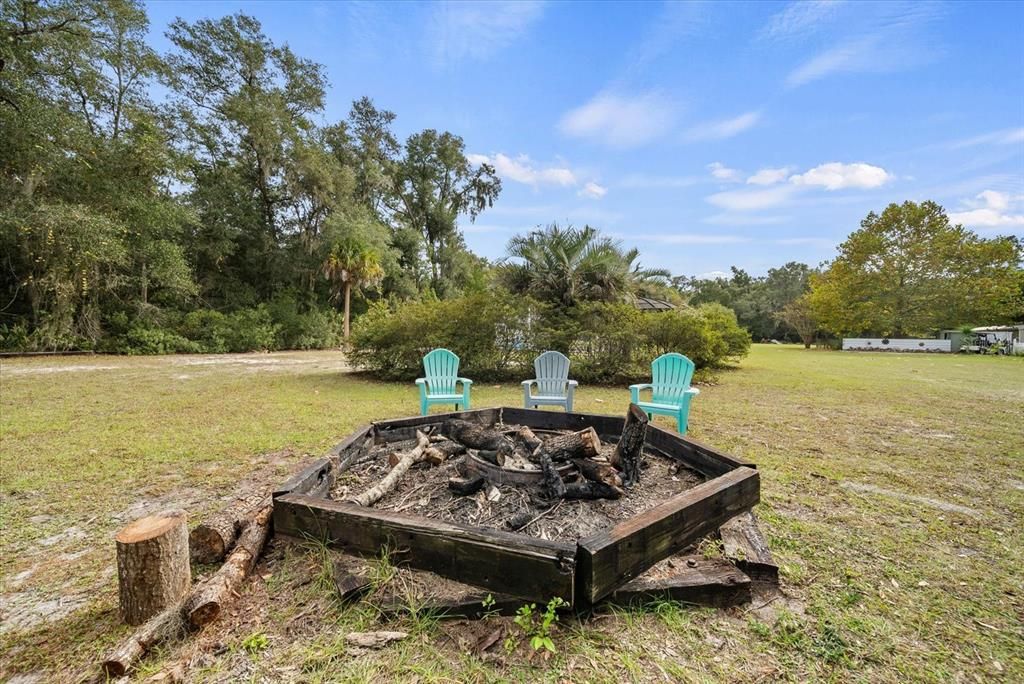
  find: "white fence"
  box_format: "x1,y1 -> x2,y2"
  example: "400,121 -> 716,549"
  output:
842,338 -> 951,353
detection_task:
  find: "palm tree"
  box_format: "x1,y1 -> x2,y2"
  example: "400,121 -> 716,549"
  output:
501,224 -> 669,306
322,239 -> 385,338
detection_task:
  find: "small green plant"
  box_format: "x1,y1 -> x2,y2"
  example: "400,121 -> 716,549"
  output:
241,631 -> 269,654
480,593 -> 499,619
508,597 -> 567,653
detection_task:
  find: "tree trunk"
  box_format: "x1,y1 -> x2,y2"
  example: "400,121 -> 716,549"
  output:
344,281 -> 352,339
540,427 -> 601,462
183,504 -> 273,628
610,403 -> 648,486
116,510 -> 191,626
189,492 -> 269,564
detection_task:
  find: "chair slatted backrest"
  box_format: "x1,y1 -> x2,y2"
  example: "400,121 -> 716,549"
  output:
423,348 -> 460,394
534,351 -> 570,396
650,353 -> 695,403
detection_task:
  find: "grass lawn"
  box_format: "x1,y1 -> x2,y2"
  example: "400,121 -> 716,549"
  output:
1,346 -> 1022,682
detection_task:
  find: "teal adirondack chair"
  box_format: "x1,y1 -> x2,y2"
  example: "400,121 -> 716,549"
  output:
416,349 -> 473,416
522,351 -> 577,411
629,353 -> 700,433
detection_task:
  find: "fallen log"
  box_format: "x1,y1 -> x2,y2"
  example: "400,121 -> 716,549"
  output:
183,504 -> 273,628
444,420 -> 512,452
102,604 -> 185,677
116,510 -> 191,625
610,403 -> 648,486
348,431 -> 430,507
190,492 -> 268,564
422,440 -> 467,464
572,458 -> 623,489
540,427 -> 601,462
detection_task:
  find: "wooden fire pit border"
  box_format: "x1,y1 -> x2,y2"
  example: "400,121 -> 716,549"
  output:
272,407 -> 767,608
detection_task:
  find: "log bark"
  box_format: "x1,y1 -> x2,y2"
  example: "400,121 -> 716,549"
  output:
571,458 -> 623,488
539,452 -> 565,500
190,492 -> 268,564
183,504 -> 272,628
348,431 -> 430,507
611,403 -> 648,486
116,510 -> 191,626
422,440 -> 467,465
102,606 -> 185,677
444,420 -> 512,452
540,427 -> 601,462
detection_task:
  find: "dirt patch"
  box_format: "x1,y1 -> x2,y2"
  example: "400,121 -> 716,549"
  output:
330,426 -> 704,543
0,589 -> 90,634
840,481 -> 980,517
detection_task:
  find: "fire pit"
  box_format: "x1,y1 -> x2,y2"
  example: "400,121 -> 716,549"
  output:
273,407 -> 768,608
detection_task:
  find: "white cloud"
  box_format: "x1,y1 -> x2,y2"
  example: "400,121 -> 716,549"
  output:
759,1 -> 844,42
949,127 -> 1024,149
559,91 -> 676,147
619,174 -> 703,189
948,190 -> 1024,229
697,270 -> 731,279
578,182 -> 607,199
683,111 -> 761,142
707,162 -> 741,182
789,162 -> 890,190
774,237 -> 835,247
746,167 -> 791,186
707,185 -> 796,211
429,1 -> 545,66
469,153 -> 576,187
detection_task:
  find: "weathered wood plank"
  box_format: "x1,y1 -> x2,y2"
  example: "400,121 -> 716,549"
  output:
274,493 -> 576,604
373,409 -> 498,444
603,556 -> 751,608
272,457 -> 334,499
576,466 -> 760,604
719,511 -> 779,584
645,426 -> 754,477
328,424 -> 374,470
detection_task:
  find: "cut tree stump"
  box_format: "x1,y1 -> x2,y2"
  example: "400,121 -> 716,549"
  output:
541,427 -> 601,462
116,510 -> 191,625
183,504 -> 272,628
189,492 -> 268,564
610,403 -> 648,486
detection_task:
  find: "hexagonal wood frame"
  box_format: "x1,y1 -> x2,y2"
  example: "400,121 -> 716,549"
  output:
273,407 -> 762,607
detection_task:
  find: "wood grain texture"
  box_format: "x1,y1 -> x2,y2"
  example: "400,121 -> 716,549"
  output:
605,556 -> 751,608
274,493 -> 576,604
576,466 -> 760,604
719,511 -> 779,584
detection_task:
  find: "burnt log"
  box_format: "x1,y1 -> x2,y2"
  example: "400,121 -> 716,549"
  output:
571,458 -> 623,488
445,420 -> 513,452
448,474 -> 485,496
564,481 -> 624,500
116,510 -> 191,626
539,452 -> 565,500
422,440 -> 467,464
333,560 -> 372,603
610,403 -> 648,486
540,427 -> 601,462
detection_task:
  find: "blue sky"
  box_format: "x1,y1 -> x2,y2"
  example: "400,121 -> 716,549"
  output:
145,0 -> 1024,277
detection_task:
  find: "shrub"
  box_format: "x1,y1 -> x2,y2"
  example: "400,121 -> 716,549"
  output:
350,293 -> 751,382
115,326 -> 201,355
221,306 -> 279,352
266,297 -> 345,350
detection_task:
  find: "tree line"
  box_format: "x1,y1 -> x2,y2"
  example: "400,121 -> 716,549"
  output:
2,2 -> 1021,354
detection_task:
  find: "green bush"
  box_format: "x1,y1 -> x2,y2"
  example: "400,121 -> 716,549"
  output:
116,326 -> 202,355
267,297 -> 345,350
350,292 -> 751,383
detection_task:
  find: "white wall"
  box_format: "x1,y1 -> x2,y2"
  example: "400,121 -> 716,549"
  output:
842,338 -> 951,352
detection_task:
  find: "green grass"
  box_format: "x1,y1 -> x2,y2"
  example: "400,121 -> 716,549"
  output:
1,347 -> 1022,682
